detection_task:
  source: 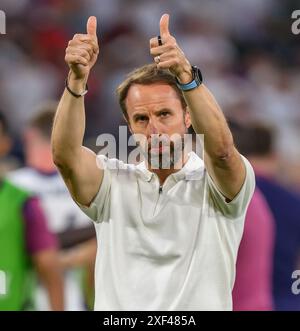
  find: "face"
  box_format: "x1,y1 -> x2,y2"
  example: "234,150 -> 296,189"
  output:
0,124 -> 12,158
23,128 -> 53,170
125,83 -> 191,168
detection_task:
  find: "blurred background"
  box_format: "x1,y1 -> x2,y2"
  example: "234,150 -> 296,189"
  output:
0,0 -> 299,311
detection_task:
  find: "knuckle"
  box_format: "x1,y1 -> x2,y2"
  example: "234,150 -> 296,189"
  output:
149,37 -> 156,45
81,50 -> 88,58
92,43 -> 98,52
168,40 -> 176,49
81,45 -> 89,53
87,45 -> 93,53
66,47 -> 74,55
86,35 -> 95,44
172,50 -> 178,57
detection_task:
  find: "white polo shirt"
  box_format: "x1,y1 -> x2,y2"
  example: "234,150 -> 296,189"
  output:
79,152 -> 255,311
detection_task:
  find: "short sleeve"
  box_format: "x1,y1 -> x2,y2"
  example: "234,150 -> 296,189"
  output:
23,197 -> 58,255
77,155 -> 112,223
206,154 -> 256,219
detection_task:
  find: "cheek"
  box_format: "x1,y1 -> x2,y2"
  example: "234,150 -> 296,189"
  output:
130,125 -> 147,136
165,115 -> 187,132
26,143 -> 47,157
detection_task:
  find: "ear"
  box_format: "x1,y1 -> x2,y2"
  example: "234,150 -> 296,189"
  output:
0,135 -> 12,158
184,107 -> 192,129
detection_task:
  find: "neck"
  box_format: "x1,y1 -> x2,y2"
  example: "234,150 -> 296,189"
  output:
27,159 -> 56,174
26,149 -> 56,173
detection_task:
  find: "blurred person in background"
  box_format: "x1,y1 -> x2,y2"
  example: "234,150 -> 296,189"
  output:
0,112 -> 21,174
245,123 -> 300,311
8,105 -> 97,311
0,111 -> 64,311
228,121 -> 275,311
58,238 -> 97,310
0,112 -> 13,175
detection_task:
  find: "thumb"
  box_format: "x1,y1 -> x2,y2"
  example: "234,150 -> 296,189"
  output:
87,16 -> 97,37
160,14 -> 170,38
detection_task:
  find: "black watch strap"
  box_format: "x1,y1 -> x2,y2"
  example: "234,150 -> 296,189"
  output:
65,76 -> 88,98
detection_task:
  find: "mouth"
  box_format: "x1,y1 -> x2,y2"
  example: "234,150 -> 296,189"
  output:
148,142 -> 170,154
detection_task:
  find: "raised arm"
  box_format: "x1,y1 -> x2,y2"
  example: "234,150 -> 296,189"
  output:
51,16 -> 102,206
150,14 -> 246,201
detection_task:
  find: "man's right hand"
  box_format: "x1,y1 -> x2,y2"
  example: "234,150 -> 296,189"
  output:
53,16 -> 103,209
65,16 -> 99,81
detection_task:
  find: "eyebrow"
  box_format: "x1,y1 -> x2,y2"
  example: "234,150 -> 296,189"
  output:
154,108 -> 173,115
132,112 -> 149,121
132,108 -> 174,121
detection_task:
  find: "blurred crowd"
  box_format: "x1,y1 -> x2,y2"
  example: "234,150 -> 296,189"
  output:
0,0 -> 299,310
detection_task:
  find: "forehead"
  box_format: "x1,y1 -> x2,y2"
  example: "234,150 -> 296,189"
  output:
125,83 -> 182,114
24,127 -> 47,141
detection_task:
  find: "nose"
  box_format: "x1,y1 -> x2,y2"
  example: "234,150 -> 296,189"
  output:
148,117 -> 159,135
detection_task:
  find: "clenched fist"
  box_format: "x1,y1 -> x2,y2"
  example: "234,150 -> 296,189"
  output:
65,16 -> 99,81
150,14 -> 192,84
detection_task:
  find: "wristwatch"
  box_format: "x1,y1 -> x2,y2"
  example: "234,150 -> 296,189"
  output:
175,66 -> 203,91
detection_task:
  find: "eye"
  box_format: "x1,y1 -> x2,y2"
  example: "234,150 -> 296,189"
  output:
135,115 -> 148,123
159,111 -> 170,118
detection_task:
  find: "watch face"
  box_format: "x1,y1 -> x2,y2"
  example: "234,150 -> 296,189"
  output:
193,66 -> 203,83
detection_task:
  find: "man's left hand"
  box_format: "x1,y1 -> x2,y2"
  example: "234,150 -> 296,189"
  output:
150,14 -> 193,84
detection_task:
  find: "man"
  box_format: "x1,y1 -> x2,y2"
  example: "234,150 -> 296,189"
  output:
51,15 -> 255,310
8,106 -> 97,310
228,121 -> 275,311
245,124 -> 300,311
232,189 -> 275,311
0,111 -> 63,311
0,112 -> 20,174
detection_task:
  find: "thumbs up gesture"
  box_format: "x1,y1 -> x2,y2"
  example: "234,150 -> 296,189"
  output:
65,16 -> 99,80
150,14 -> 192,83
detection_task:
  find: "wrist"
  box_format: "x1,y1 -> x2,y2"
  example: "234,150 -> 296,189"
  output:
68,71 -> 88,93
176,65 -> 203,92
176,65 -> 193,84
66,71 -> 89,97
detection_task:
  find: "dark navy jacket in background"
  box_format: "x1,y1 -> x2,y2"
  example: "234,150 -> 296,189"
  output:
256,175 -> 300,311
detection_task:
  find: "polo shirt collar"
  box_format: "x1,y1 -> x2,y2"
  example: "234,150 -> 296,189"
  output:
135,161 -> 153,182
